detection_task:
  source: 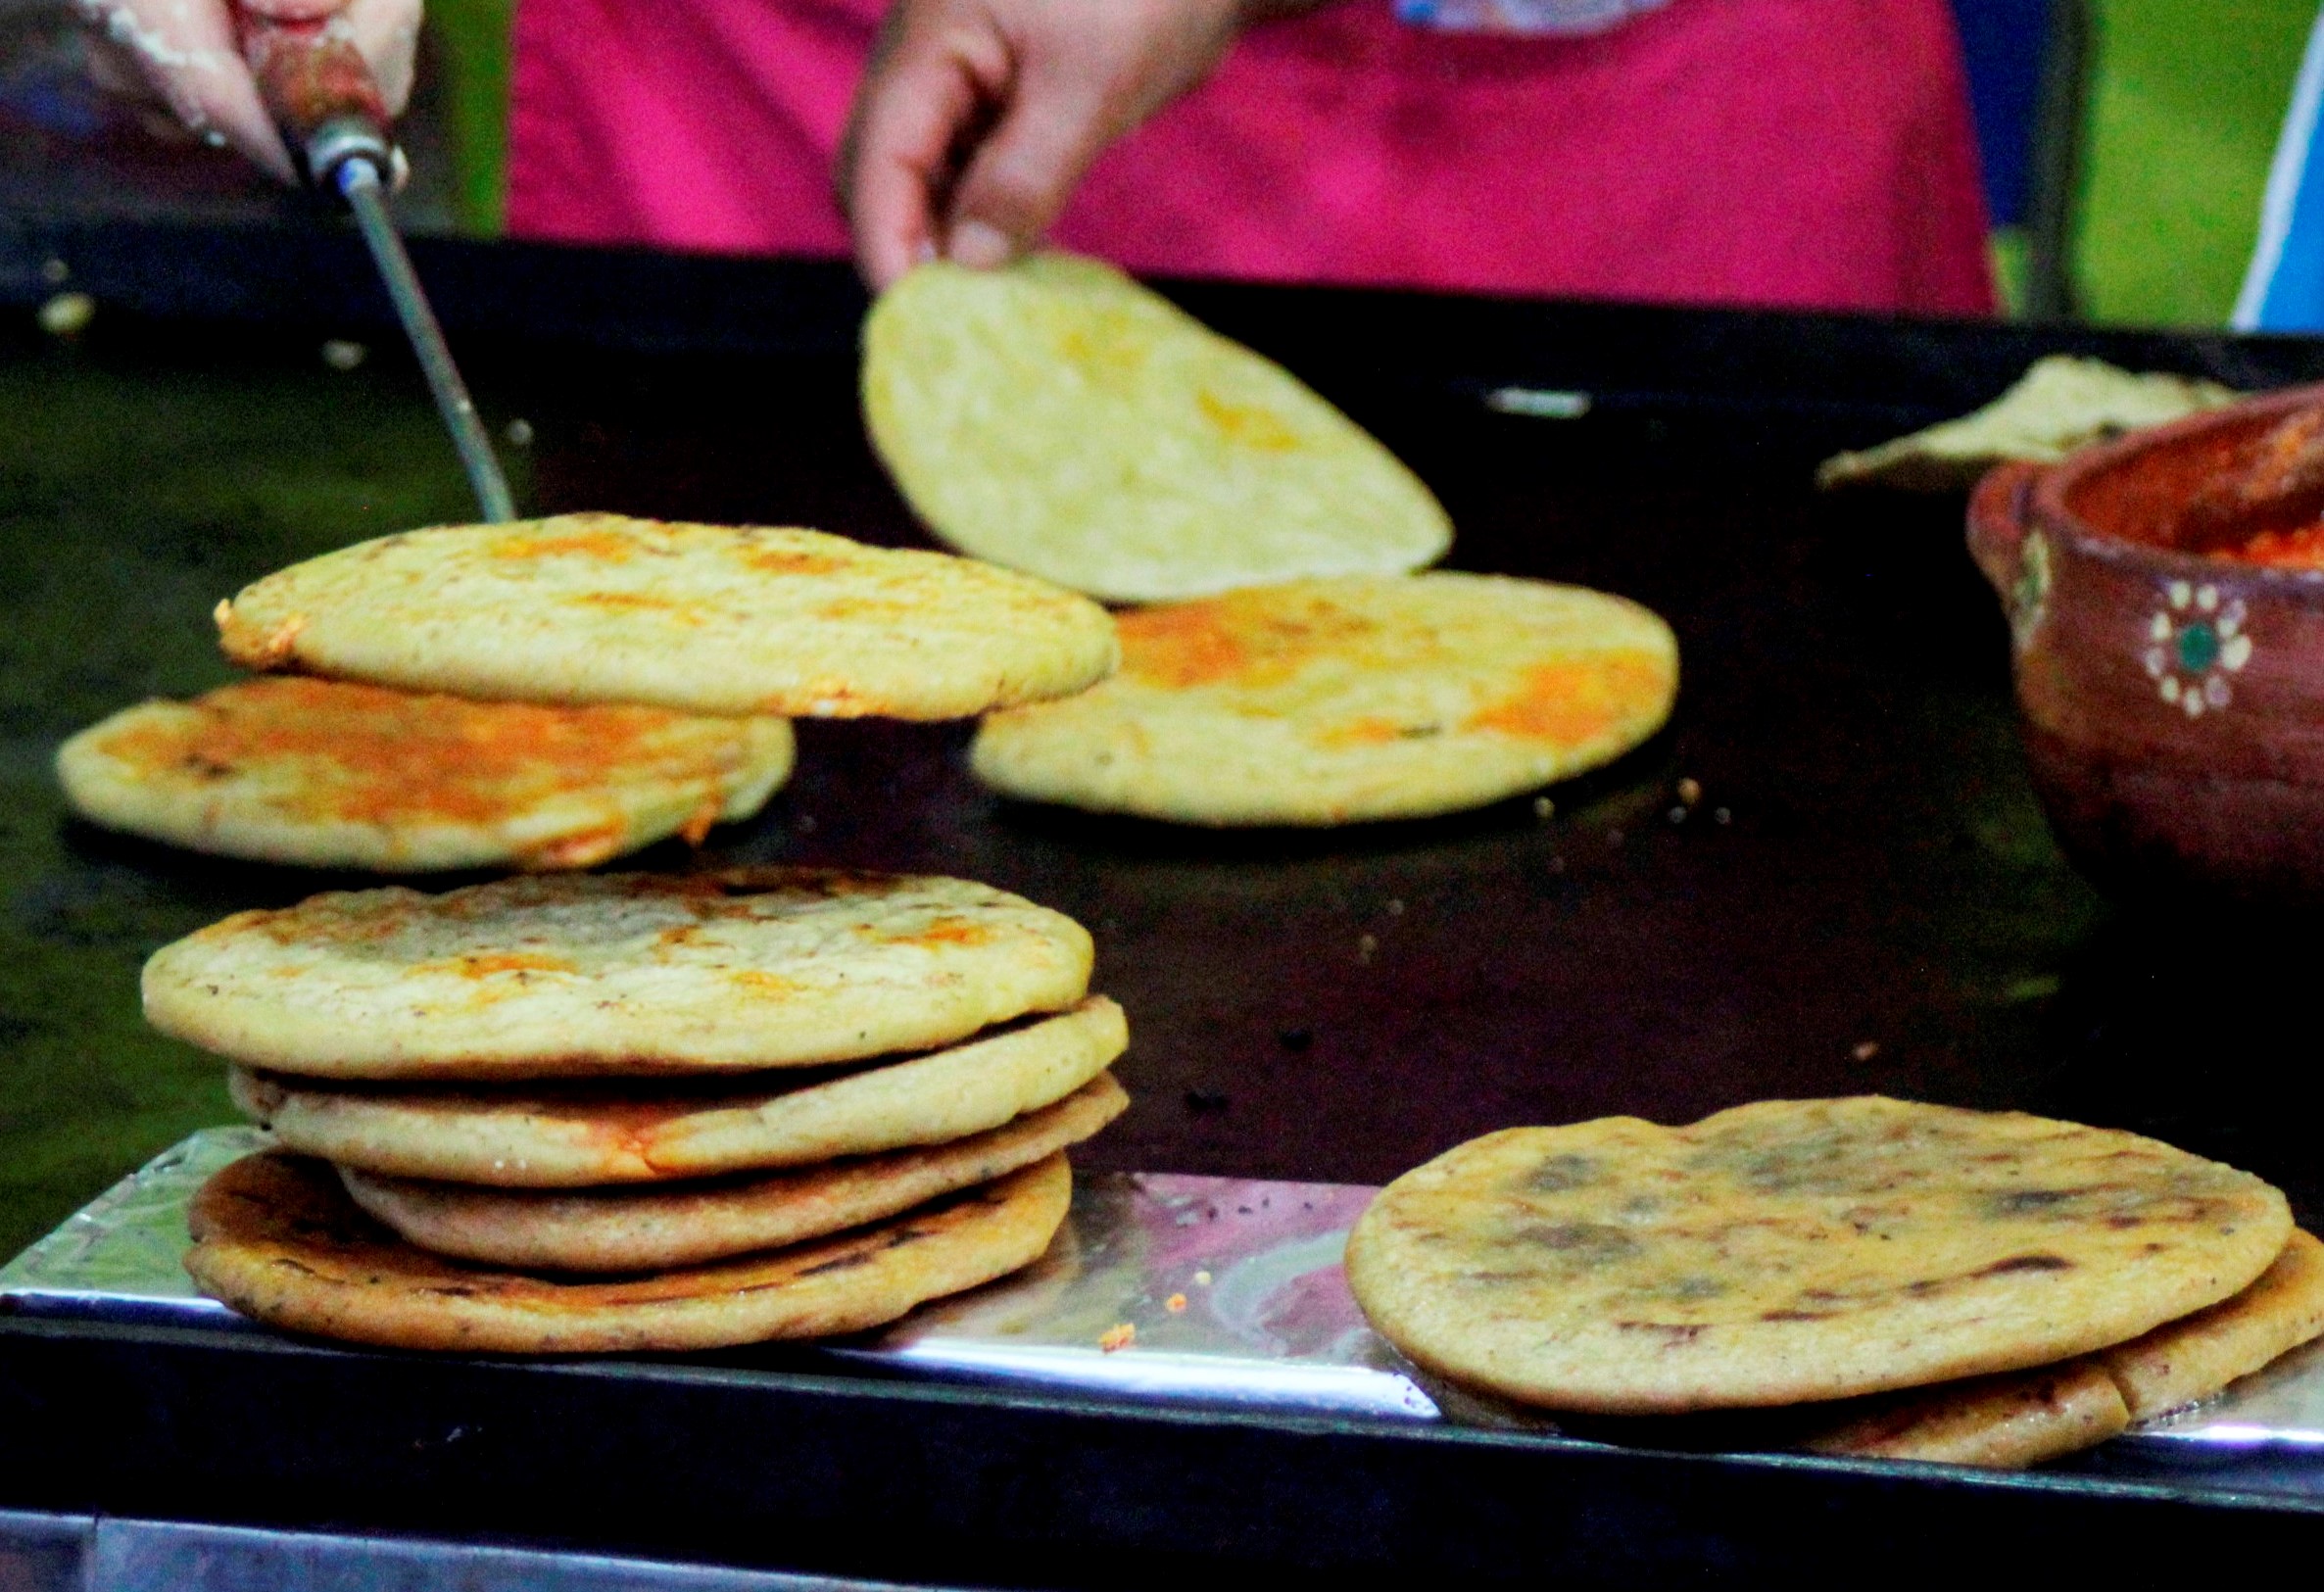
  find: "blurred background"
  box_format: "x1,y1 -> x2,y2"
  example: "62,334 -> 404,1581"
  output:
0,0 -> 511,237
0,1 -> 2312,326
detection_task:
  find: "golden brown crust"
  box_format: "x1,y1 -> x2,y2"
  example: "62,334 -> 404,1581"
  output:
231,997 -> 1128,1185
1802,1361 -> 2131,1468
972,574 -> 1676,826
2098,1228 -> 2324,1421
1795,1230 -> 2324,1466
1345,1098 -> 2292,1414
215,516 -> 1116,720
340,1073 -> 1125,1272
144,869 -> 1093,1079
185,1149 -> 1073,1352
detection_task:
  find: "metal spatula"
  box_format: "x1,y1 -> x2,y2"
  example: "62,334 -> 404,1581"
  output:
237,9 -> 516,523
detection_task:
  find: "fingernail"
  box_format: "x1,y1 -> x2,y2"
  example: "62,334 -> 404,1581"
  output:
948,220 -> 1014,269
913,237 -> 938,265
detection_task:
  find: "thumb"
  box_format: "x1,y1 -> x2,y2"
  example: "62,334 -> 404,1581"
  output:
343,0 -> 424,116
941,62 -> 1117,268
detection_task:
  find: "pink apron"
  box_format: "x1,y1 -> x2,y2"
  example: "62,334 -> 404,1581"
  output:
507,0 -> 1995,315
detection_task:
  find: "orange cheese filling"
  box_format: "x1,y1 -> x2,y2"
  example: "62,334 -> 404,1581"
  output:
96,678 -> 723,827
491,529 -> 641,561
1120,594 -> 1383,689
742,548 -> 845,577
571,592 -> 683,612
423,952 -> 578,979
1463,651 -> 1672,746
908,917 -> 997,947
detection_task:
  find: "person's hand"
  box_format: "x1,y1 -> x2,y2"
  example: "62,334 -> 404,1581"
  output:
76,0 -> 421,183
843,0 -> 1301,289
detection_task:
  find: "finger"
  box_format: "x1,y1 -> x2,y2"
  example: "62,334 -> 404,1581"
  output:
942,57 -> 1116,268
181,56 -> 298,180
844,26 -> 1006,290
175,0 -> 298,179
80,0 -> 299,178
343,0 -> 422,115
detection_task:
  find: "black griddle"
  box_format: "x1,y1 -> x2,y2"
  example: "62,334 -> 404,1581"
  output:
4,219 -> 2324,1583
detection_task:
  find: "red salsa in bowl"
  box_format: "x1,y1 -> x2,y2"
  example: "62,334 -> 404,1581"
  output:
2220,523 -> 2324,568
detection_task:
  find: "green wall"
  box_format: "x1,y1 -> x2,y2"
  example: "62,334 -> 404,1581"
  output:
2075,0 -> 2317,325
430,0 -> 516,236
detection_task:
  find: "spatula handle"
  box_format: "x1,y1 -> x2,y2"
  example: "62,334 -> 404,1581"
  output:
234,6 -> 393,183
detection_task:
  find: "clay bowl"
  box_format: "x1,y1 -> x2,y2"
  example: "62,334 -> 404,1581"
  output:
1968,382 -> 2324,898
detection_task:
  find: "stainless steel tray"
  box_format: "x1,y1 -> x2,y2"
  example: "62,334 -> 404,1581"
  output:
4,1129 -> 2318,1453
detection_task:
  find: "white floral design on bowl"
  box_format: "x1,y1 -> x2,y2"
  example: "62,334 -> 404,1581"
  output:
2143,579 -> 2253,718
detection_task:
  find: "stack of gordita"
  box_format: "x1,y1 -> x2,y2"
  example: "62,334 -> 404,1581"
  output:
149,868 -> 1124,1353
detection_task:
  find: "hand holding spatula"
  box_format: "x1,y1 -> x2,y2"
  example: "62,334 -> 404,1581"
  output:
238,0 -> 516,523
75,0 -> 417,183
